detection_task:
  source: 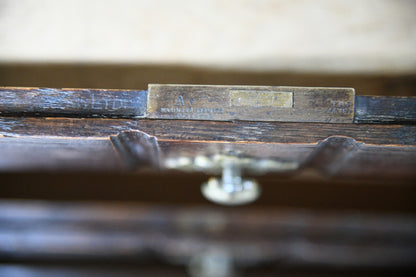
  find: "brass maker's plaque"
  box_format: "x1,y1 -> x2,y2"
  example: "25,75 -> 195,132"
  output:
147,84 -> 355,123
230,90 -> 293,108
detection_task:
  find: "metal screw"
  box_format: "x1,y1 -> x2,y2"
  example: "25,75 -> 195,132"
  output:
201,160 -> 261,205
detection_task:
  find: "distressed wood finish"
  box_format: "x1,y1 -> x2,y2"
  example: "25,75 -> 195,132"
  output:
1,117 -> 415,145
0,85 -> 415,181
1,86 -> 415,124
0,87 -> 147,118
355,95 -> 416,123
0,77 -> 415,275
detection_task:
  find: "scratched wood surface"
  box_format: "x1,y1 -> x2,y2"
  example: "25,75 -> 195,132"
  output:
1,86 -> 415,124
355,95 -> 416,123
0,87 -> 147,118
1,117 -> 414,144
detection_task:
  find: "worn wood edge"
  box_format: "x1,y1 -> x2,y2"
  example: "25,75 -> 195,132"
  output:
0,86 -> 148,118
1,117 -> 415,145
2,85 -> 415,124
355,95 -> 416,124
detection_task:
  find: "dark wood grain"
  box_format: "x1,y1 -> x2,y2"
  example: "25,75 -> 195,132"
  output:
0,200 -> 415,269
355,95 -> 416,123
0,137 -> 124,172
0,87 -> 147,118
1,86 -> 415,124
1,118 -> 415,145
1,119 -> 415,180
0,265 -> 187,277
1,67 -> 415,276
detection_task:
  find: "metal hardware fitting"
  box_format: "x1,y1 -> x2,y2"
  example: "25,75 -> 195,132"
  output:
164,154 -> 298,205
201,159 -> 260,205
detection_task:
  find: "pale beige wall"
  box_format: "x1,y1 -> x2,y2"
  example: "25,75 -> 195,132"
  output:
1,0 -> 415,73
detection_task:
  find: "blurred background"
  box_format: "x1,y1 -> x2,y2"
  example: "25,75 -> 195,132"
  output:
1,0 -> 415,93
0,0 -> 416,276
